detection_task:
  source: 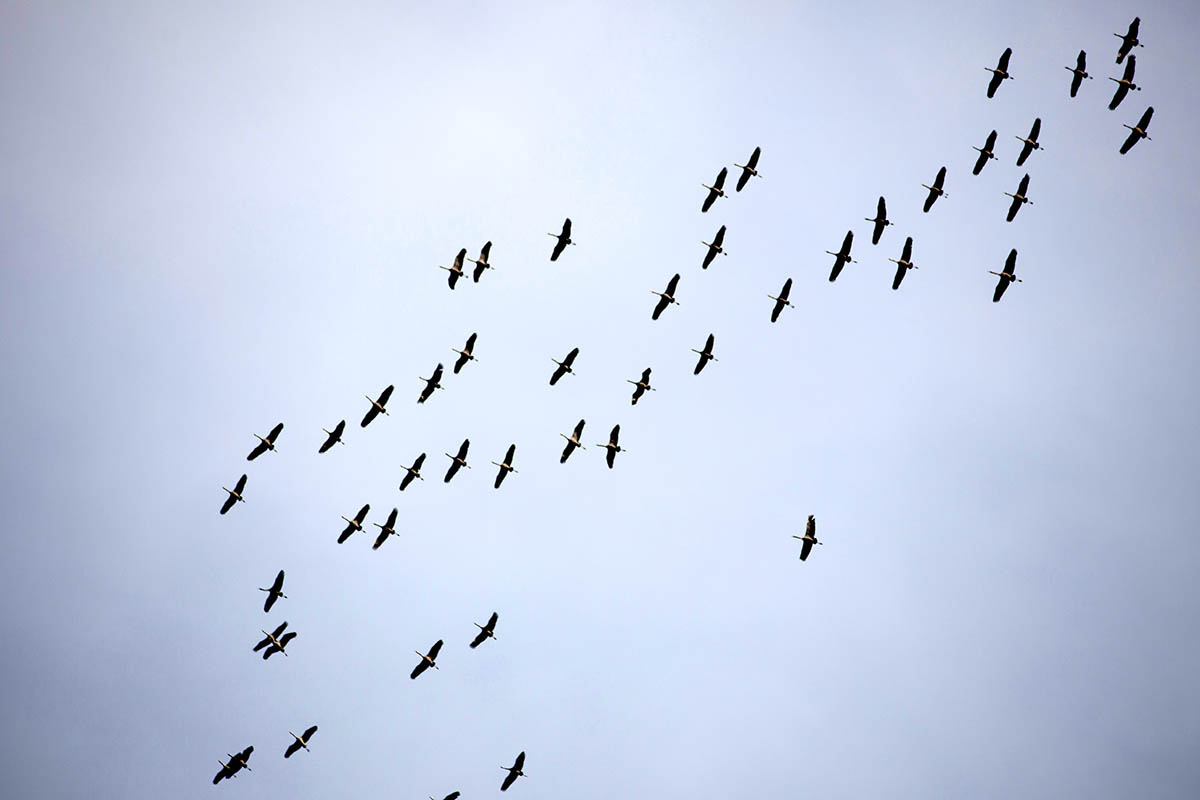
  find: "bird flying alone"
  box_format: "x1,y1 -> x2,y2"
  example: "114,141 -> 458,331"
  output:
734,146 -> 762,191
692,334 -> 717,374
284,726 -> 318,759
792,515 -> 821,561
1120,106 -> 1153,154
258,570 -> 286,613
548,218 -> 574,261
986,47 -> 1013,98
452,333 -> 478,374
470,611 -> 499,648
411,639 -> 443,679
500,751 -> 526,791
247,422 -> 284,460
400,453 -> 426,490
549,347 -> 579,386
220,473 -> 247,515
988,248 -> 1022,303
888,236 -> 917,290
701,167 -> 728,212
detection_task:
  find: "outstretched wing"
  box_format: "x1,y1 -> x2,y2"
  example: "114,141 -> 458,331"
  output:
456,439 -> 470,460
247,439 -> 268,461
712,225 -> 726,248
666,273 -> 680,296
746,146 -> 760,170
560,439 -> 575,463
1018,173 -> 1030,196
285,740 -> 301,758
514,752 -> 526,770
267,422 -> 284,442
1006,194 -> 1022,222
549,364 -> 566,385
840,230 -> 853,257
470,628 -> 488,648
410,658 -> 430,679
641,368 -> 652,383
800,537 -> 814,561
505,444 -> 516,463
573,419 -> 586,439
701,186 -> 718,212
428,639 -> 444,659
987,70 -> 1002,98
973,149 -> 988,175
705,333 -> 715,352
1005,248 -> 1018,275
713,166 -> 728,190
609,425 -> 620,447
780,278 -> 793,302
501,771 -> 518,791
561,218 -> 572,238
935,166 -> 946,189
923,185 -> 937,213
354,504 -> 370,524
1136,106 -> 1154,130
1076,49 -> 1087,72
563,347 -> 579,367
453,351 -> 468,374
892,261 -> 907,291
998,47 -> 1011,72
1029,118 -> 1041,142
550,237 -> 567,261
220,492 -> 237,515
378,385 -> 393,406
901,237 -> 913,263
319,420 -> 344,452
993,275 -> 1009,303
652,294 -> 669,320
444,460 -> 461,482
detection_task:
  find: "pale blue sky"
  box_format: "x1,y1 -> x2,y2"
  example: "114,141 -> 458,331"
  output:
2,1 -> 1199,797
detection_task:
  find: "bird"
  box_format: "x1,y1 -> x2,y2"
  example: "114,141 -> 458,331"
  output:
560,419 -> 586,463
220,473 -> 247,515
318,420 -> 346,453
988,248 -> 1022,303
691,334 -> 717,374
651,273 -> 681,320
468,241 -> 493,283
548,218 -> 574,261
627,368 -> 654,405
792,515 -> 821,561
440,248 -> 467,289
247,422 -> 284,460
921,166 -> 948,212
597,424 -> 624,469
734,146 -> 762,191
338,503 -> 370,544
284,726 -> 318,758
257,570 -> 286,613
361,385 -> 394,427
213,746 -> 254,784
399,453 -> 426,491
1108,55 -> 1140,110
372,507 -> 399,550
1065,50 -> 1092,97
444,439 -> 470,482
1015,118 -> 1044,167
1114,17 -> 1141,64
549,347 -> 579,386
254,621 -> 296,659
431,794 -> 461,800
701,167 -> 728,212
500,751 -> 526,791
971,130 -> 999,175
865,196 -> 892,245
826,231 -> 856,281
491,444 -> 518,489
411,639 -> 443,679
768,278 -> 793,321
1119,106 -> 1153,154
887,237 -> 917,290
418,363 -> 444,404
452,333 -> 478,374
1004,174 -> 1033,222
985,47 -> 1013,98
470,611 -> 499,648
701,225 -> 727,269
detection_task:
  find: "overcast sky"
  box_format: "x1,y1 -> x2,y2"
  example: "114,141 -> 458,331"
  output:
3,1 -> 1200,797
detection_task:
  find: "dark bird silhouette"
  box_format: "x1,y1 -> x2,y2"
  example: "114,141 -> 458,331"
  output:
247,422 -> 284,460
452,333 -> 478,374
701,225 -> 727,269
284,726 -> 318,758
651,273 -> 681,320
734,146 -> 762,191
988,248 -> 1022,303
865,196 -> 892,245
361,385 -> 394,427
826,231 -> 856,281
560,419 -> 586,463
768,279 -> 793,321
1015,118 -> 1043,166
701,167 -> 728,212
318,420 -> 345,453
1004,174 -> 1033,222
338,504 -> 370,544
418,363 -> 444,404
400,453 -> 426,490
921,166 -> 948,212
468,241 -> 493,282
444,439 -> 470,482
597,424 -> 624,469
254,621 -> 296,659
470,611 -> 499,648
258,570 -> 286,613
491,444 -> 517,489
1115,17 -> 1141,64
220,473 -> 247,515
411,639 -> 443,679
549,347 -> 579,386
1108,55 -> 1140,110
985,47 -> 1013,98
972,130 -> 998,175
792,515 -> 821,561
691,334 -> 717,374
431,794 -> 461,800
628,368 -> 654,405
1065,50 -> 1092,97
887,237 -> 917,290
500,751 -> 526,791
372,507 -> 399,550
213,746 -> 254,784
1120,106 -> 1153,154
548,218 -> 574,261
440,248 -> 467,289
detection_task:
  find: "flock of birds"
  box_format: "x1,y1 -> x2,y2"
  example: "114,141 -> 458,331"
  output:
209,16 -> 1155,792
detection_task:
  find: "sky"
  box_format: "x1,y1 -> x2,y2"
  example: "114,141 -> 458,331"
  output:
2,1 -> 1200,797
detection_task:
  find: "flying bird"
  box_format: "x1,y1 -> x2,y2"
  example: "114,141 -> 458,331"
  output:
985,47 -> 1013,98
318,420 -> 346,453
1015,118 -> 1044,166
411,639 -> 443,679
651,273 -> 681,320
887,237 -> 917,290
418,363 -> 444,404
549,347 -> 579,386
361,385 -> 394,427
921,166 -> 948,212
254,621 -> 296,659
792,515 -> 821,561
338,503 -> 370,544
1004,174 -> 1033,222
213,746 -> 254,784
444,439 -> 470,482
691,334 -> 717,374
971,130 -> 998,175
468,241 -> 493,282
500,751 -> 526,791
734,146 -> 762,191
1114,17 -> 1141,64
597,424 -> 624,469
560,419 -> 586,463
284,726 -> 318,759
988,248 -> 1022,303
826,231 -> 856,281
440,248 -> 467,289
1119,106 -> 1153,154
768,278 -> 793,321
247,422 -> 284,460
220,473 -> 247,515
372,507 -> 399,550
548,218 -> 574,261
1107,55 -> 1140,110
452,333 -> 478,374
257,570 -> 286,613
399,453 -> 426,490
1065,50 -> 1092,97
431,794 -> 461,800
491,444 -> 518,489
470,611 -> 499,648
627,368 -> 654,405
701,167 -> 727,212
701,225 -> 727,269
865,196 -> 892,245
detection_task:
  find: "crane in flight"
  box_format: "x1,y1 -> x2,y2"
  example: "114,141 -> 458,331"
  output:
865,196 -> 892,245
257,570 -> 286,613
417,363 -> 444,404
1114,17 -> 1142,64
1004,174 -> 1033,222
734,146 -> 762,191
1107,55 -> 1140,110
220,473 -> 247,515
597,424 -> 625,469
500,751 -> 526,791
1015,118 -> 1044,166
470,611 -> 499,648
372,507 -> 399,550
444,439 -> 471,482
792,515 -> 821,561
701,167 -> 728,212
826,231 -> 855,281
411,639 -> 443,679
692,334 -> 717,374
399,453 -> 426,491
468,241 -> 493,282
440,247 -> 467,289
701,225 -> 727,269
254,621 -> 296,659
338,503 -> 370,544
247,422 -> 284,460
212,746 -> 253,784
971,130 -> 998,175
560,419 -> 586,463
628,368 -> 654,405
284,726 -> 318,758
361,385 -> 393,427
985,47 -> 1013,98
1120,106 -> 1153,154
768,279 -> 793,321
491,444 -> 518,488
549,347 -> 579,386
452,333 -> 478,374
921,166 -> 948,212
887,237 -> 917,291
548,218 -> 574,261
1065,50 -> 1092,97
988,248 -> 1022,303
651,273 -> 681,320
318,420 -> 345,453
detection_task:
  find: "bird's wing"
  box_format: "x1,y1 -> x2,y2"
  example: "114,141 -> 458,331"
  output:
514,752 -> 525,770
501,772 -> 518,791
361,405 -> 378,427
355,504 -> 370,523
221,495 -> 236,514
936,166 -> 946,187
562,218 -> 572,238
1018,174 -> 1030,194
466,332 -> 477,351
549,364 -> 564,385
606,447 -> 616,468
800,537 -> 813,561
564,347 -> 579,366
713,225 -> 726,247
998,47 -> 1011,71
271,570 -> 285,592
666,273 -> 680,295
457,439 -> 470,459
747,146 -> 760,169
1138,106 -> 1154,129
285,741 -> 300,758
841,230 -> 853,256
480,242 -> 491,262
413,453 -> 426,471
1123,55 -> 1136,81
986,130 -> 997,150
253,635 -> 271,651
429,639 -> 444,659
641,368 -> 652,383
487,611 -> 499,629
505,444 -> 516,462
560,440 -> 574,462
987,72 -> 1001,97
610,424 -> 620,445
892,261 -> 906,290
1005,249 -> 1018,274
268,422 -> 284,441
701,188 -> 717,212
1076,50 -> 1087,71
1030,118 -> 1041,141
652,295 -> 669,319
453,248 -> 466,269
279,632 -> 297,646
781,279 -> 795,302
411,659 -> 429,679
386,508 -> 398,527
705,333 -> 715,351
551,239 -> 566,261
248,440 -> 268,460
432,363 -> 443,382
973,150 -> 987,174
470,629 -> 488,648
713,166 -> 728,189
444,461 -> 461,482
378,385 -> 394,405
877,196 -> 886,218
693,354 -> 706,374
923,189 -> 936,213
902,237 -> 913,262
807,516 -> 816,538
272,621 -> 288,637
453,352 -> 468,374
573,419 -> 586,438
264,593 -> 277,613
1128,17 -> 1140,39
1007,195 -> 1021,221
993,277 -> 1009,303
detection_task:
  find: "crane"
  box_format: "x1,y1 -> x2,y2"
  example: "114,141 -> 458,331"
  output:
701,225 -> 727,269
1065,50 -> 1092,97
318,420 -> 346,453
768,279 -> 793,321
651,273 -> 681,320
220,474 -> 247,515
548,218 -> 574,261
338,503 -> 370,544
887,237 -> 917,290
284,726 -> 318,758
500,751 -> 526,791
254,621 -> 296,659
452,333 -> 478,374
865,196 -> 892,245
734,146 -> 762,191
411,639 -> 443,679
1120,106 -> 1153,154
491,444 -> 518,488
597,424 -> 624,469
212,746 -> 254,784
440,248 -> 467,289
692,334 -> 717,374
1015,118 -> 1044,166
1108,55 -> 1140,110
444,439 -> 471,482
921,166 -> 949,212
431,794 -> 461,800
988,248 -> 1022,303
257,570 -> 286,613
361,385 -> 394,427
972,130 -> 998,175
549,347 -> 579,386
826,231 -> 855,281
247,422 -> 284,460
560,419 -> 586,463
399,453 -> 426,491
792,515 -> 821,561
470,611 -> 499,648
372,507 -> 399,550
628,368 -> 655,405
418,363 -> 444,404
985,47 -> 1013,98
468,241 -> 493,283
1115,17 -> 1141,64
1004,174 -> 1033,222
701,167 -> 728,212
